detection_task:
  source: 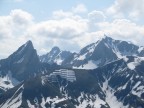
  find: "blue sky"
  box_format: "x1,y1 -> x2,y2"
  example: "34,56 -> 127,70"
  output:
1,0 -> 114,21
0,0 -> 144,58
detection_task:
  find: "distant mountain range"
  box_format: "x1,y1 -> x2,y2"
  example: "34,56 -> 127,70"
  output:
0,36 -> 144,108
40,36 -> 144,69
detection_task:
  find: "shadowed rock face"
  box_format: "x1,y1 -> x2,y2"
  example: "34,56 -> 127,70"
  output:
0,40 -> 40,81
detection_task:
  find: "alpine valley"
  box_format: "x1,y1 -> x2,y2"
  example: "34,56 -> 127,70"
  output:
0,36 -> 144,108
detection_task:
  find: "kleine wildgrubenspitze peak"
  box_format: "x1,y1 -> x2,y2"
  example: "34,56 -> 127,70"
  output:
0,36 -> 144,108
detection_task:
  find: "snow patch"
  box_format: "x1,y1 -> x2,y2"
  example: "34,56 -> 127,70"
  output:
77,53 -> 87,60
27,96 -> 67,108
0,84 -> 23,108
133,81 -> 141,89
1,92 -> 22,108
115,51 -> 123,59
27,100 -> 35,108
74,60 -> 101,70
76,93 -> 106,108
132,82 -> 144,97
101,80 -> 128,108
127,62 -> 136,70
54,57 -> 63,65
138,47 -> 144,53
0,71 -> 20,91
123,56 -> 129,62
127,57 -> 144,70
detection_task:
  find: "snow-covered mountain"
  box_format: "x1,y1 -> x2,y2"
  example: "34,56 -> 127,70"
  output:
40,46 -> 73,65
0,40 -> 41,94
0,41 -> 62,94
39,36 -> 144,69
0,58 -> 143,108
0,36 -> 144,108
62,36 -> 144,69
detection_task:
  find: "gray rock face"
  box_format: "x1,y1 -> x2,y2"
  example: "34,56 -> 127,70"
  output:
0,40 -> 40,81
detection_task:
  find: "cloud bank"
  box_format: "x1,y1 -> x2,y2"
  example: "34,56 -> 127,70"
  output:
0,0 -> 144,59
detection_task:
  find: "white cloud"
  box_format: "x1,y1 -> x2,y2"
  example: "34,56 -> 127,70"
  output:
73,32 -> 104,48
72,4 -> 87,13
0,9 -> 89,58
107,0 -> 144,21
28,18 -> 88,39
52,10 -> 74,19
0,16 -> 12,39
52,10 -> 83,21
88,10 -> 106,23
10,9 -> 33,26
0,9 -> 34,58
0,9 -> 33,40
97,19 -> 144,45
87,10 -> 106,32
0,6 -> 144,59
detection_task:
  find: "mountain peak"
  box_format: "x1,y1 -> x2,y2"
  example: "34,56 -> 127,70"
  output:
0,40 -> 40,81
24,40 -> 34,49
101,35 -> 113,42
25,40 -> 32,45
51,46 -> 60,53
